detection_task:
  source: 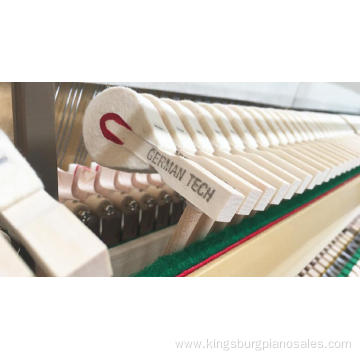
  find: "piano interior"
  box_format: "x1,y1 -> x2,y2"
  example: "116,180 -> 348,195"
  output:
1,82 -> 360,277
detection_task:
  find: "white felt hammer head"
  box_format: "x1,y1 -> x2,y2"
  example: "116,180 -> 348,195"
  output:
142,93 -> 197,155
83,87 -> 177,172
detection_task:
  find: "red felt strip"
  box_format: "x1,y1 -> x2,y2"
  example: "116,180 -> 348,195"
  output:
99,112 -> 132,145
177,174 -> 360,277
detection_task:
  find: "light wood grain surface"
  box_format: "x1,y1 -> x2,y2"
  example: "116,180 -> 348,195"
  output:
0,83 -> 13,141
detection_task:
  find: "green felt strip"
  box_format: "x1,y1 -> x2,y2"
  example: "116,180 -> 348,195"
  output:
134,167 -> 360,277
337,247 -> 360,277
338,249 -> 360,277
